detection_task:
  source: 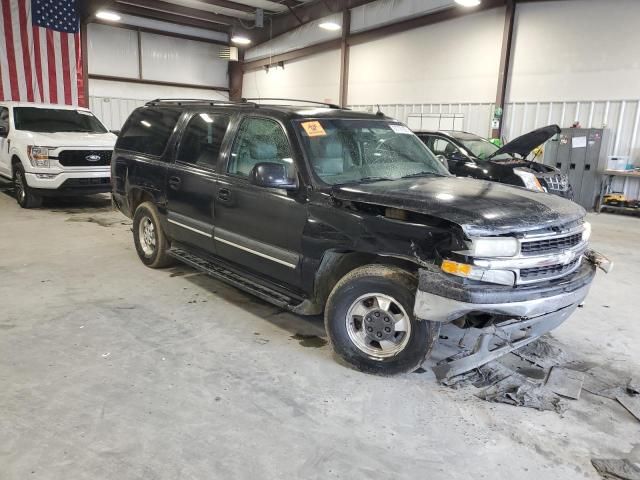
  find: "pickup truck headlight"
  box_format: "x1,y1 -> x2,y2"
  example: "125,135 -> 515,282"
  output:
514,168 -> 544,192
27,146 -> 52,168
467,236 -> 519,257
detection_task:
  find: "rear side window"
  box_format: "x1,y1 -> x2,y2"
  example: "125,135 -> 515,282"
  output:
177,113 -> 230,169
116,107 -> 182,157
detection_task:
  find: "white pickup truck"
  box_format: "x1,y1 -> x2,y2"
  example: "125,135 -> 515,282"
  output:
0,102 -> 117,208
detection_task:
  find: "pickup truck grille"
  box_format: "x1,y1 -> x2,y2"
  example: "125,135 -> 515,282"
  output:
520,232 -> 582,256
520,258 -> 580,281
58,150 -> 112,167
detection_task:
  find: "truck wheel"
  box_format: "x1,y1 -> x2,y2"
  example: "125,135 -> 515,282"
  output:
133,201 -> 172,268
13,164 -> 42,208
325,265 -> 437,375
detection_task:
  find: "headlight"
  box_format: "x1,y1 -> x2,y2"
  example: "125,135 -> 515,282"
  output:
27,146 -> 52,168
466,236 -> 519,257
441,259 -> 515,286
514,168 -> 544,192
582,221 -> 591,242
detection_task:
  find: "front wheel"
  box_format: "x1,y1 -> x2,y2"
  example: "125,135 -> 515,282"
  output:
325,265 -> 437,375
13,164 -> 42,208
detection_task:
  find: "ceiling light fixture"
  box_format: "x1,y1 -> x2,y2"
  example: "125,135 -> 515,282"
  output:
454,0 -> 481,6
95,10 -> 121,21
231,35 -> 251,45
318,21 -> 341,31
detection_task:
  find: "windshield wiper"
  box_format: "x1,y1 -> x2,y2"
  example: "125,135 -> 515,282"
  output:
337,176 -> 394,185
400,172 -> 444,179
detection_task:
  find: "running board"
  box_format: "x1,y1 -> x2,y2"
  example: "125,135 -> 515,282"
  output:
168,247 -> 303,309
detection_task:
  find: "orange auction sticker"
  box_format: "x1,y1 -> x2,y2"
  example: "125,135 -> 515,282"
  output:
301,121 -> 327,137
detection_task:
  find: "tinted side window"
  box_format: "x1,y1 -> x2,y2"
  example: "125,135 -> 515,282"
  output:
116,107 -> 182,157
0,107 -> 9,135
228,117 -> 293,177
177,113 -> 229,169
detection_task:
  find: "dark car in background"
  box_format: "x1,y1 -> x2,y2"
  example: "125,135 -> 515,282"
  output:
416,125 -> 573,199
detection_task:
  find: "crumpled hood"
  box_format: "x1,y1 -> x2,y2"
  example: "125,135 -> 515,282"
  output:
14,130 -> 117,148
488,124 -> 560,159
331,176 -> 585,236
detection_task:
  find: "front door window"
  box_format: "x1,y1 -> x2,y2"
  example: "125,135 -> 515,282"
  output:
228,117 -> 294,178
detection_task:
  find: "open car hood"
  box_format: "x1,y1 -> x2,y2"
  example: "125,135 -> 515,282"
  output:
488,124 -> 560,159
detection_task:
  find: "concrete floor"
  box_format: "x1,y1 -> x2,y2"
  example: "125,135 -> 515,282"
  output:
1,185 -> 639,480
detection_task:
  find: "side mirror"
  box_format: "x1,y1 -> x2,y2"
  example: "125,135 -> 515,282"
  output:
249,162 -> 298,190
0,125 -> 8,136
449,151 -> 467,163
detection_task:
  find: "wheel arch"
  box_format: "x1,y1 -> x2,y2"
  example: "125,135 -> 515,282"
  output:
293,249 -> 421,316
127,187 -> 155,217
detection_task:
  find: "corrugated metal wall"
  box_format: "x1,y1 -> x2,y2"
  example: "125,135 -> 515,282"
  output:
350,99 -> 640,199
89,96 -> 146,131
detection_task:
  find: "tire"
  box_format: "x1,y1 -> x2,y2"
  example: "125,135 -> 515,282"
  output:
132,201 -> 173,268
325,264 -> 437,375
13,163 -> 42,209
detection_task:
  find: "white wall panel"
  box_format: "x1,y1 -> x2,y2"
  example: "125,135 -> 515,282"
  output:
140,32 -> 228,87
87,24 -> 139,78
89,79 -> 229,130
348,8 -> 505,105
242,50 -> 341,104
509,0 -> 640,102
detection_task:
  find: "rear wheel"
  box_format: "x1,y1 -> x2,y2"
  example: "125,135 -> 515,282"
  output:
13,164 -> 42,209
133,201 -> 172,268
325,265 -> 437,375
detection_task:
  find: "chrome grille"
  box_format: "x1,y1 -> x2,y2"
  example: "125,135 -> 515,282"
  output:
520,233 -> 583,256
520,258 -> 580,281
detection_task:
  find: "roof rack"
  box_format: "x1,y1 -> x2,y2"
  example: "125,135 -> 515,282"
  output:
144,98 -> 257,107
242,97 -> 346,109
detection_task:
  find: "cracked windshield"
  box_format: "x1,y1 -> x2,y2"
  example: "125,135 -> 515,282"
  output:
296,119 -> 450,185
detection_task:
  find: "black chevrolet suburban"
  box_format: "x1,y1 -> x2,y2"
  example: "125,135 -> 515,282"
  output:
112,99 -> 608,377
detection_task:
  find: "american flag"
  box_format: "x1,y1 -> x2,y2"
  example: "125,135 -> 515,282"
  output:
0,0 -> 85,106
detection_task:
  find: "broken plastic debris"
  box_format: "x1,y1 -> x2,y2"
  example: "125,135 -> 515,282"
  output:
545,367 -> 585,400
591,458 -> 640,480
617,394 -> 640,423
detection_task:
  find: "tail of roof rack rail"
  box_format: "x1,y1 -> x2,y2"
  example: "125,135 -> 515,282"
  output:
144,98 -> 257,107
242,97 -> 346,109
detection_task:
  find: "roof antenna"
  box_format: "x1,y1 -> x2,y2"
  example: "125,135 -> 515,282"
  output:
375,104 -> 384,117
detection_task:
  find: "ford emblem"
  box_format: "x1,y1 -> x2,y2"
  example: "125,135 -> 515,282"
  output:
86,154 -> 101,162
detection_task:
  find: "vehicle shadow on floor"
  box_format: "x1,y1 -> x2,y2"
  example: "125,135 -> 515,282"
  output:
0,178 -> 112,211
174,263 -> 327,341
172,261 -> 454,373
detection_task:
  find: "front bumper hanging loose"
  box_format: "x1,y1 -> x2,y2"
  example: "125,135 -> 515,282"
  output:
414,250 -> 608,380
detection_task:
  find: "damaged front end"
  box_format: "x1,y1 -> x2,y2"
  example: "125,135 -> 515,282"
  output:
413,221 -> 611,380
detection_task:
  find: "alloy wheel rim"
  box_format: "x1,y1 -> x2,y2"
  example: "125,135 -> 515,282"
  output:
138,216 -> 156,256
345,293 -> 411,360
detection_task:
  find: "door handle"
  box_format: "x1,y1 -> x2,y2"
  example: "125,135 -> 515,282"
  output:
218,188 -> 231,201
168,176 -> 182,190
